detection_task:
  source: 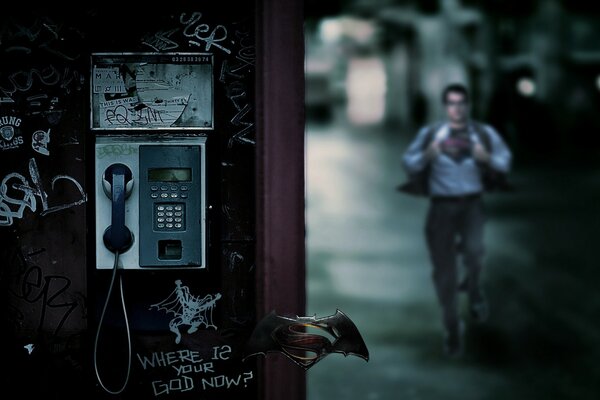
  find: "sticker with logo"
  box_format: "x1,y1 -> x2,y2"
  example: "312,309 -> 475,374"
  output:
243,309 -> 369,369
32,128 -> 51,156
0,116 -> 24,151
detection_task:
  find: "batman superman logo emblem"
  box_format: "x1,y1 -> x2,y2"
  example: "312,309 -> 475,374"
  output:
243,309 -> 369,370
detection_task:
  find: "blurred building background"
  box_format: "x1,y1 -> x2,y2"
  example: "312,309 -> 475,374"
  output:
305,0 -> 600,160
304,1 -> 600,399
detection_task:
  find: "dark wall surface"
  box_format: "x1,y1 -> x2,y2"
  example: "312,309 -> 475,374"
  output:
0,5 -> 258,399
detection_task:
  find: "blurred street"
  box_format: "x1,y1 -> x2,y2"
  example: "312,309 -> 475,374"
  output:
305,120 -> 600,400
303,2 -> 600,398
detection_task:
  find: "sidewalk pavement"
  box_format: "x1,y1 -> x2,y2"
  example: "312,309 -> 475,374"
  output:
305,122 -> 600,400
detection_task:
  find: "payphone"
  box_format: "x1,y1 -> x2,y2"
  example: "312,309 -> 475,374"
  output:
91,52 -> 214,394
95,135 -> 207,270
93,135 -> 208,394
92,52 -> 213,270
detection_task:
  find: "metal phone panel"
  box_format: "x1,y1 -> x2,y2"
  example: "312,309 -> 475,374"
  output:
138,145 -> 202,267
95,135 -> 207,270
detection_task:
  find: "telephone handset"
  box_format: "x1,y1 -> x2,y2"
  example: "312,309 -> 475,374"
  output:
95,162 -> 135,395
102,163 -> 134,253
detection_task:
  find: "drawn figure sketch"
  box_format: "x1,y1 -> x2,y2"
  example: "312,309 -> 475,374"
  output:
150,280 -> 222,344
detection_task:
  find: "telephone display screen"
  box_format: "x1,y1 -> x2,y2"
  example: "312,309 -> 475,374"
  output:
148,168 -> 192,182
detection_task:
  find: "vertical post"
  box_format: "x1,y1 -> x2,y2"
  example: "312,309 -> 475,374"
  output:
255,0 -> 306,400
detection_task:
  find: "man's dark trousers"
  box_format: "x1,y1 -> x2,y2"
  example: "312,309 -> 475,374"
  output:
425,194 -> 486,332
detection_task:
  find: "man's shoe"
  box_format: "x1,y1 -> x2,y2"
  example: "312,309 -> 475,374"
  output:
443,321 -> 465,358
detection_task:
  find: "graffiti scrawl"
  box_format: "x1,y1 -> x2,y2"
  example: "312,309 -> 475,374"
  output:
0,158 -> 87,226
149,280 -> 221,344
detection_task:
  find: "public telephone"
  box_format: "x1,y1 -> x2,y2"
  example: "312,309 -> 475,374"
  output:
95,135 -> 207,269
94,135 -> 208,394
91,52 -> 213,395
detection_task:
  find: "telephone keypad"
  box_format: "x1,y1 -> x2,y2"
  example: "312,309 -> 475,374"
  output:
153,203 -> 185,231
150,184 -> 191,231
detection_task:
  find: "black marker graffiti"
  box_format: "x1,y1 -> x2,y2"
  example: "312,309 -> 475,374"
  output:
1,246 -> 81,336
0,158 -> 87,226
13,264 -> 79,335
104,104 -> 165,127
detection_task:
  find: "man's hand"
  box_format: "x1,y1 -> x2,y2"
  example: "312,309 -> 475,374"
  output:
425,140 -> 441,160
472,142 -> 491,163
